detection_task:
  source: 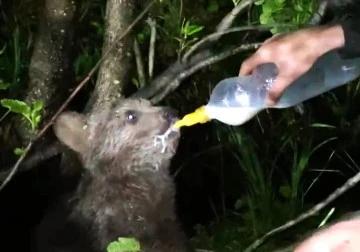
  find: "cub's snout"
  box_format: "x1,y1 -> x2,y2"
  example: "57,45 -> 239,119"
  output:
162,107 -> 178,123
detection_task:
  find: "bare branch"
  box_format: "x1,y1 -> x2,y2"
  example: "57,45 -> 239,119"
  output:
151,43 -> 262,103
0,142 -> 63,181
0,1 -> 155,192
308,0 -> 328,25
183,24 -> 292,61
216,0 -> 258,32
243,170 -> 360,252
147,18 -> 157,80
131,48 -> 213,99
131,0 -> 257,101
133,38 -> 146,88
0,110 -> 10,123
0,142 -> 34,191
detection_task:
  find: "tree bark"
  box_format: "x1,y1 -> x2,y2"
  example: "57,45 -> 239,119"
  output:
84,0 -> 137,113
15,0 -> 78,145
60,0 -> 137,176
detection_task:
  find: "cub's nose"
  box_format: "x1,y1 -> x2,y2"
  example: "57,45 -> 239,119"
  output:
163,107 -> 178,122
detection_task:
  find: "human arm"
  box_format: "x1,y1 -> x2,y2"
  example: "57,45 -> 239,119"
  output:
295,216 -> 360,252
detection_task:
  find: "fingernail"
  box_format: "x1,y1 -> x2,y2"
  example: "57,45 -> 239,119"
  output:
265,96 -> 276,107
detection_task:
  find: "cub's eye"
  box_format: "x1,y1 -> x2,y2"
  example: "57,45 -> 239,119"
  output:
125,110 -> 137,124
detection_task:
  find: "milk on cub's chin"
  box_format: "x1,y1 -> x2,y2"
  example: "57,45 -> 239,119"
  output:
205,105 -> 261,126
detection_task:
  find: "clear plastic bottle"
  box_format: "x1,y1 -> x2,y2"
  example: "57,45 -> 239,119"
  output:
173,49 -> 360,128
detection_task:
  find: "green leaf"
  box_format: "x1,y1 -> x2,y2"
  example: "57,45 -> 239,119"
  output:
107,237 -> 140,252
186,25 -> 204,37
262,3 -> 275,14
35,115 -> 42,125
207,0 -> 219,12
234,199 -> 243,210
1,99 -> 31,117
137,33 -> 145,43
279,184 -> 292,199
131,78 -> 140,89
33,100 -> 43,112
0,81 -> 10,90
14,147 -> 25,156
182,21 -> 204,38
255,0 -> 265,5
294,3 -> 304,12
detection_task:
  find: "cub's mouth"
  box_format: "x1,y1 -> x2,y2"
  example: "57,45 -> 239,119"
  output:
154,108 -> 180,153
158,107 -> 180,136
159,118 -> 179,135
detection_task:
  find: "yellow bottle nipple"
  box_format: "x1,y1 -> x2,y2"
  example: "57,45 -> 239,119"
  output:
173,105 -> 211,129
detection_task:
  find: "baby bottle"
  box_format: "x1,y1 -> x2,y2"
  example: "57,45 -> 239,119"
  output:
173,49 -> 360,129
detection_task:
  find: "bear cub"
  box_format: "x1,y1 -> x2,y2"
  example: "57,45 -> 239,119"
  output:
33,98 -> 192,252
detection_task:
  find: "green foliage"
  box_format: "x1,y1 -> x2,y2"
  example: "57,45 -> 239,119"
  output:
255,0 -> 318,34
0,80 -> 10,90
207,0 -> 219,12
107,237 -> 141,252
0,2 -> 36,95
154,1 -> 205,57
192,221 -> 247,251
174,19 -> 204,57
0,99 -> 43,130
136,25 -> 151,44
231,0 -> 241,6
14,147 -> 26,156
73,0 -> 105,82
181,20 -> 204,39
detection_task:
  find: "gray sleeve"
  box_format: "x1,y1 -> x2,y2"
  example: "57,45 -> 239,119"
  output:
338,16 -> 360,59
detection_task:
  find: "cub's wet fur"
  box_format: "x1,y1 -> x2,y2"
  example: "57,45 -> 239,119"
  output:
32,98 -> 192,252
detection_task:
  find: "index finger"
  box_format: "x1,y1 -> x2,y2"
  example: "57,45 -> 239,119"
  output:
265,75 -> 292,106
239,53 -> 263,76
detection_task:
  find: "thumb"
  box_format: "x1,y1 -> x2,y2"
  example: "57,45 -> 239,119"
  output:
263,33 -> 283,45
265,75 -> 292,106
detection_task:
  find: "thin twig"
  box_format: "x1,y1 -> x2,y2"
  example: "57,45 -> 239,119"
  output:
216,0 -> 258,32
0,141 -> 33,189
147,18 -> 156,80
132,0 -> 256,101
243,170 -> 360,252
0,1 -> 155,192
183,0 -> 261,61
0,141 -> 63,181
133,38 -> 146,88
183,24 -> 293,61
0,110 -> 10,123
308,0 -> 328,25
151,43 -> 262,103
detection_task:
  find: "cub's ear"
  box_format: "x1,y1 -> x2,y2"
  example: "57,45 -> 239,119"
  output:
53,111 -> 89,153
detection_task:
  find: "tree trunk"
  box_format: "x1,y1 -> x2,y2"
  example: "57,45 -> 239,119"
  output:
15,0 -> 78,145
60,0 -> 137,176
84,0 -> 137,113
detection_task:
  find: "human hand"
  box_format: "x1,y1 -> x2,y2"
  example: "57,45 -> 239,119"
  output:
239,25 -> 345,106
295,219 -> 360,252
